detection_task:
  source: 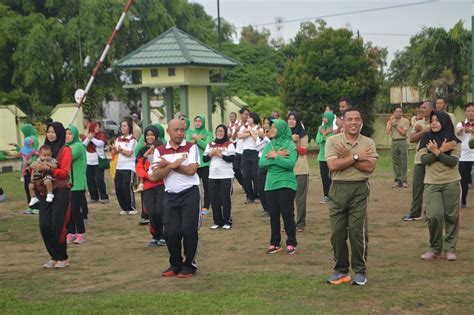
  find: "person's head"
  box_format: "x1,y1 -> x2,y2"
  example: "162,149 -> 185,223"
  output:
38,145 -> 52,160
429,111 -> 454,134
465,102 -> 474,121
343,109 -> 362,136
167,119 -> 186,145
229,112 -> 237,123
392,105 -> 403,119
287,112 -> 297,128
131,113 -> 139,122
45,122 -> 66,158
66,125 -> 80,144
144,125 -> 160,146
322,111 -> 336,127
215,124 -> 228,141
239,107 -> 250,122
120,118 -> 132,136
94,121 -> 101,134
271,111 -> 280,119
194,116 -> 205,129
325,104 -> 335,113
420,100 -> 435,119
262,117 -> 272,131
82,116 -> 92,129
248,112 -> 260,126
269,119 -> 291,142
89,121 -> 100,134
339,97 -> 353,115
436,97 -> 447,111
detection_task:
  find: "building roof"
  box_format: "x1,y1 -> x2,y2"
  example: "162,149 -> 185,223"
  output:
116,27 -> 239,69
0,105 -> 27,118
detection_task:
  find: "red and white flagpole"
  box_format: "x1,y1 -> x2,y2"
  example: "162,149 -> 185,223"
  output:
70,0 -> 134,124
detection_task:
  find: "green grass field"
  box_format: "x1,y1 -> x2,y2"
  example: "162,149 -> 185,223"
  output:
0,149 -> 472,314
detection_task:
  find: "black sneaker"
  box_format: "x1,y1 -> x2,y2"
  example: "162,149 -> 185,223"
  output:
402,214 -> 422,221
139,218 -> 149,225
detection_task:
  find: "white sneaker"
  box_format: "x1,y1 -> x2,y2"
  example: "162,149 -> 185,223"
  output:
222,224 -> 232,230
46,193 -> 54,203
119,211 -> 128,215
210,225 -> 220,230
29,197 -> 40,206
43,260 -> 57,268
54,260 -> 70,268
128,210 -> 138,215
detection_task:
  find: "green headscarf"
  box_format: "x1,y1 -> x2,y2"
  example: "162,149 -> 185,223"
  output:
187,115 -> 212,168
271,119 -> 293,149
134,123 -> 165,156
191,115 -> 209,135
322,112 -> 335,130
20,123 -> 39,150
66,124 -> 87,191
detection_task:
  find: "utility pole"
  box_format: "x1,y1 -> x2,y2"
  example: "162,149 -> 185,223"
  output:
471,16 -> 474,100
217,0 -> 225,124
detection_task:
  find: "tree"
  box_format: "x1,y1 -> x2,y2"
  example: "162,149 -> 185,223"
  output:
389,20 -> 471,108
239,25 -> 271,47
281,22 -> 380,138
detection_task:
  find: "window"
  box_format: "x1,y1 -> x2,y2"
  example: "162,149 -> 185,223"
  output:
150,68 -> 158,77
168,67 -> 176,77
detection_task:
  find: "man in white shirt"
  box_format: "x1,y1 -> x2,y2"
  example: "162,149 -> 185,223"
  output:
456,102 -> 474,208
151,119 -> 201,278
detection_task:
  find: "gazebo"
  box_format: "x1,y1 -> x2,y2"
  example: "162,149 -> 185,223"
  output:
115,27 -> 239,130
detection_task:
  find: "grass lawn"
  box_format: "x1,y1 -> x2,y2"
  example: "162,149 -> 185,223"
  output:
0,149 -> 472,314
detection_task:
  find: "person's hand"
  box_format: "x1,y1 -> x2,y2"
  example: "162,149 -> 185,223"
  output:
439,139 -> 457,153
250,130 -> 258,137
335,143 -> 351,158
319,127 -> 325,135
426,140 -> 440,155
266,150 -> 278,159
171,158 -> 186,169
156,158 -> 170,169
192,134 -> 199,140
358,147 -> 375,161
87,133 -> 94,140
143,145 -> 155,158
276,148 -> 289,157
214,149 -> 223,157
30,161 -> 49,171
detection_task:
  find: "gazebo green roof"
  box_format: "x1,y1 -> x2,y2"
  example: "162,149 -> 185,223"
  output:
116,27 -> 239,69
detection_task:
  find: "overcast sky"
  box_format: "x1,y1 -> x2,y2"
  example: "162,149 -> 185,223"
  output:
191,0 -> 472,65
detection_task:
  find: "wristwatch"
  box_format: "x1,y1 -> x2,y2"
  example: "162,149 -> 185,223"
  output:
353,154 -> 359,161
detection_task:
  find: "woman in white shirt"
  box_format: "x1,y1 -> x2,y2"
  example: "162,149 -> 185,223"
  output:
112,118 -> 137,215
257,117 -> 272,216
82,121 -> 109,203
238,112 -> 261,204
204,125 -> 236,229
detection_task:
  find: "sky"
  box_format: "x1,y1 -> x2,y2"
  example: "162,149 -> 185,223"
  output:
191,0 -> 472,66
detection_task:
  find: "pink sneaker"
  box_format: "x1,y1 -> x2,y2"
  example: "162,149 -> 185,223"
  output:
66,234 -> 75,244
54,260 -> 70,268
74,234 -> 86,244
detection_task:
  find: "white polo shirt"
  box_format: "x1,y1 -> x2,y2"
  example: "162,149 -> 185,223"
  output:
456,120 -> 474,162
152,139 -> 200,193
114,135 -> 137,171
239,125 -> 259,151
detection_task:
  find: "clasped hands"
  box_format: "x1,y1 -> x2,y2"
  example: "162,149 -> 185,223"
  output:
334,143 -> 374,161
266,148 -> 289,159
426,139 -> 457,156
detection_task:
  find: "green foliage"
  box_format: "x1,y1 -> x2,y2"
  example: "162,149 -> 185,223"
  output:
241,93 -> 285,119
281,22 -> 381,138
389,20 -> 471,108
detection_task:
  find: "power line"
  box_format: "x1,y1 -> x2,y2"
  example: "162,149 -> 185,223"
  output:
235,0 -> 438,29
361,33 -> 415,37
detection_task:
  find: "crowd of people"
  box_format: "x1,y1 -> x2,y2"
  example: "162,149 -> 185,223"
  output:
13,97 -> 472,286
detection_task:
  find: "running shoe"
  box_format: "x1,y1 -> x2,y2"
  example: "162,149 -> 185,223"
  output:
31,209 -> 39,215
267,245 -> 282,254
447,252 -> 457,261
29,197 -> 40,207
54,260 -> 70,268
177,268 -> 195,278
157,239 -> 167,246
43,260 -> 57,269
162,266 -> 181,277
402,214 -> 422,221
128,210 -> 138,215
327,273 -> 351,285
287,245 -> 297,255
66,234 -> 75,244
148,239 -> 159,247
352,273 -> 367,286
320,196 -> 330,204
139,218 -> 149,225
420,251 -> 441,260
210,225 -> 220,230
119,211 -> 128,215
222,224 -> 231,230
74,234 -> 86,244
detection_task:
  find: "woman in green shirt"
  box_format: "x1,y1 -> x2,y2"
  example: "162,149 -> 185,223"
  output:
316,111 -> 335,204
65,124 -> 88,244
419,111 -> 461,261
259,119 -> 298,255
187,115 -> 213,213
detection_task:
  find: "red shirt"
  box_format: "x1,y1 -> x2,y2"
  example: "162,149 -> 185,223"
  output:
136,157 -> 164,190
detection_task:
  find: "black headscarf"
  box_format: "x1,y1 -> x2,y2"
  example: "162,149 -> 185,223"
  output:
138,125 -> 162,158
214,124 -> 229,144
419,111 -> 460,155
44,122 -> 66,158
288,111 -> 306,138
249,112 -> 261,125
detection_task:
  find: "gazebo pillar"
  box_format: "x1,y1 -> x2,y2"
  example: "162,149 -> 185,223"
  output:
180,85 -> 189,117
165,87 -> 174,122
141,88 -> 150,127
207,86 -> 213,131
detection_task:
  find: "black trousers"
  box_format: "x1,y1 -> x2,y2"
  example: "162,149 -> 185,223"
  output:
197,166 -> 210,209
67,190 -> 86,234
165,185 -> 200,271
23,169 -> 38,209
114,169 -> 136,211
266,188 -> 297,247
142,185 -> 166,240
258,167 -> 268,211
233,153 -> 244,187
319,161 -> 332,197
459,161 -> 472,205
209,178 -> 233,226
39,187 -> 71,261
86,164 -> 108,201
241,150 -> 259,200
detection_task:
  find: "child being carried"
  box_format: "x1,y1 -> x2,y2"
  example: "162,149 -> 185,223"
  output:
29,145 -> 58,205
